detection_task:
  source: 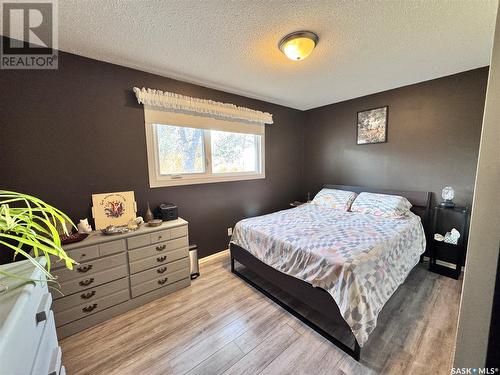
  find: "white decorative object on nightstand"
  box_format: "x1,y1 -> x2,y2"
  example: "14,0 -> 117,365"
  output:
440,186 -> 456,208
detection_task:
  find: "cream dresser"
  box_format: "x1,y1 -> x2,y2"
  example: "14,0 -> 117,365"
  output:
0,259 -> 65,375
52,218 -> 191,338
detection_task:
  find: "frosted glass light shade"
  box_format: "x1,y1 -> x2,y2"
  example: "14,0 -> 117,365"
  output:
279,31 -> 318,61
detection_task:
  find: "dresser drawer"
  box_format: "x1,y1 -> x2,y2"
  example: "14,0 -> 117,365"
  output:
53,277 -> 128,313
170,225 -> 188,239
56,240 -> 125,270
130,257 -> 189,286
53,253 -> 126,283
150,229 -> 170,244
56,245 -> 100,267
55,289 -> 129,327
57,265 -> 127,297
127,233 -> 150,249
129,247 -> 188,274
128,237 -> 188,261
99,239 -> 126,256
131,268 -> 189,298
0,262 -> 51,375
2,287 -> 50,375
47,346 -> 62,375
31,310 -> 58,375
130,246 -> 188,268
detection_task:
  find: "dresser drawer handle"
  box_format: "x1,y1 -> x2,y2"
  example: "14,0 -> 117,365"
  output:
35,293 -> 52,324
158,277 -> 169,285
156,255 -> 167,262
157,266 -> 167,274
81,290 -> 96,299
35,310 -> 47,324
79,278 -> 94,287
156,245 -> 166,251
77,264 -> 93,273
82,303 -> 98,313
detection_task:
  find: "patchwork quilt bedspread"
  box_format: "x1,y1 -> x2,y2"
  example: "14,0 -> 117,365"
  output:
230,203 -> 426,346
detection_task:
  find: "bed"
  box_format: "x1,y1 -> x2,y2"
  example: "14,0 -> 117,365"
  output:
230,184 -> 431,361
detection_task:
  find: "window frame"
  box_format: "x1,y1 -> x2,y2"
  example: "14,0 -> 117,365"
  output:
145,122 -> 265,188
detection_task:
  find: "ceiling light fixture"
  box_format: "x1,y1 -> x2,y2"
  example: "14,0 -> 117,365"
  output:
278,31 -> 319,61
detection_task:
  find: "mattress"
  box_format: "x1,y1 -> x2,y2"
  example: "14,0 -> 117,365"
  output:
230,203 -> 426,346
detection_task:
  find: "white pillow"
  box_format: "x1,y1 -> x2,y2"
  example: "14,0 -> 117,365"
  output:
351,192 -> 412,218
311,188 -> 357,211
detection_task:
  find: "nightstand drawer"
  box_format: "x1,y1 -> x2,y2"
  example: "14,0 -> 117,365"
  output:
55,289 -> 129,327
130,257 -> 189,286
53,253 -> 126,283
57,265 -> 127,297
53,277 -> 128,313
131,268 -> 189,298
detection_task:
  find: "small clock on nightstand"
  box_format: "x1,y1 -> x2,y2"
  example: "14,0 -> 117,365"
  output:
440,186 -> 456,208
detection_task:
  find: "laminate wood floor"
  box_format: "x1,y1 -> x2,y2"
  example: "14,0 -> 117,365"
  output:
61,251 -> 462,375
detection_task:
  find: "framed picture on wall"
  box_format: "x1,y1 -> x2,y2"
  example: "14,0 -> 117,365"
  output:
356,106 -> 388,144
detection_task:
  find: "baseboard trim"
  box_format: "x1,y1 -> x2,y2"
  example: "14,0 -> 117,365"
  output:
200,249 -> 229,264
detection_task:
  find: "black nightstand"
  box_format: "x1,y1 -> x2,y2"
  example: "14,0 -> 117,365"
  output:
429,205 -> 469,279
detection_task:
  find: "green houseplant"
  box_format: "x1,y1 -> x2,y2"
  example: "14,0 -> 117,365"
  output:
0,190 -> 76,283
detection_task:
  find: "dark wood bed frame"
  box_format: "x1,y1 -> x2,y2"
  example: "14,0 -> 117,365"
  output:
230,184 -> 431,361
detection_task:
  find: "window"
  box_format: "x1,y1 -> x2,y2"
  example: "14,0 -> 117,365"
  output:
156,125 -> 205,175
211,130 -> 260,174
146,123 -> 264,187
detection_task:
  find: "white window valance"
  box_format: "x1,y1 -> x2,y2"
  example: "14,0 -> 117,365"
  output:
133,87 -> 273,126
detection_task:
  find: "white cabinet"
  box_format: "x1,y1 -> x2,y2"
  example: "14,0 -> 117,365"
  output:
0,259 -> 64,375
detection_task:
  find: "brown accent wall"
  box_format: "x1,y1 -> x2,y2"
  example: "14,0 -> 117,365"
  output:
0,51 -> 305,258
0,50 -> 488,259
303,68 -> 489,208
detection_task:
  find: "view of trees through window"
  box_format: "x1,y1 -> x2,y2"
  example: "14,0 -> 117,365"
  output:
211,130 -> 259,173
155,124 -> 261,176
156,124 -> 205,175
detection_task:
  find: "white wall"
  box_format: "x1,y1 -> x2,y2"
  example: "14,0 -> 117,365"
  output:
453,3 -> 500,368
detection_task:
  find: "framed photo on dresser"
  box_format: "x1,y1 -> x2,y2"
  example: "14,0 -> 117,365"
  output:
91,190 -> 137,229
356,106 -> 388,144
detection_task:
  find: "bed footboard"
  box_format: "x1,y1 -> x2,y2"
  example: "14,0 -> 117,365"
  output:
230,244 -> 361,361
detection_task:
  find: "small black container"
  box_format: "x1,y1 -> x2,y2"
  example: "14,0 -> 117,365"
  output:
155,203 -> 178,221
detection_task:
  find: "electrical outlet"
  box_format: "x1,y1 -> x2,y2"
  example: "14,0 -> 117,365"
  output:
227,227 -> 233,236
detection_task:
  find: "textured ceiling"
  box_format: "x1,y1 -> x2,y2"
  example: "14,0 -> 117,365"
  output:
57,0 -> 498,110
